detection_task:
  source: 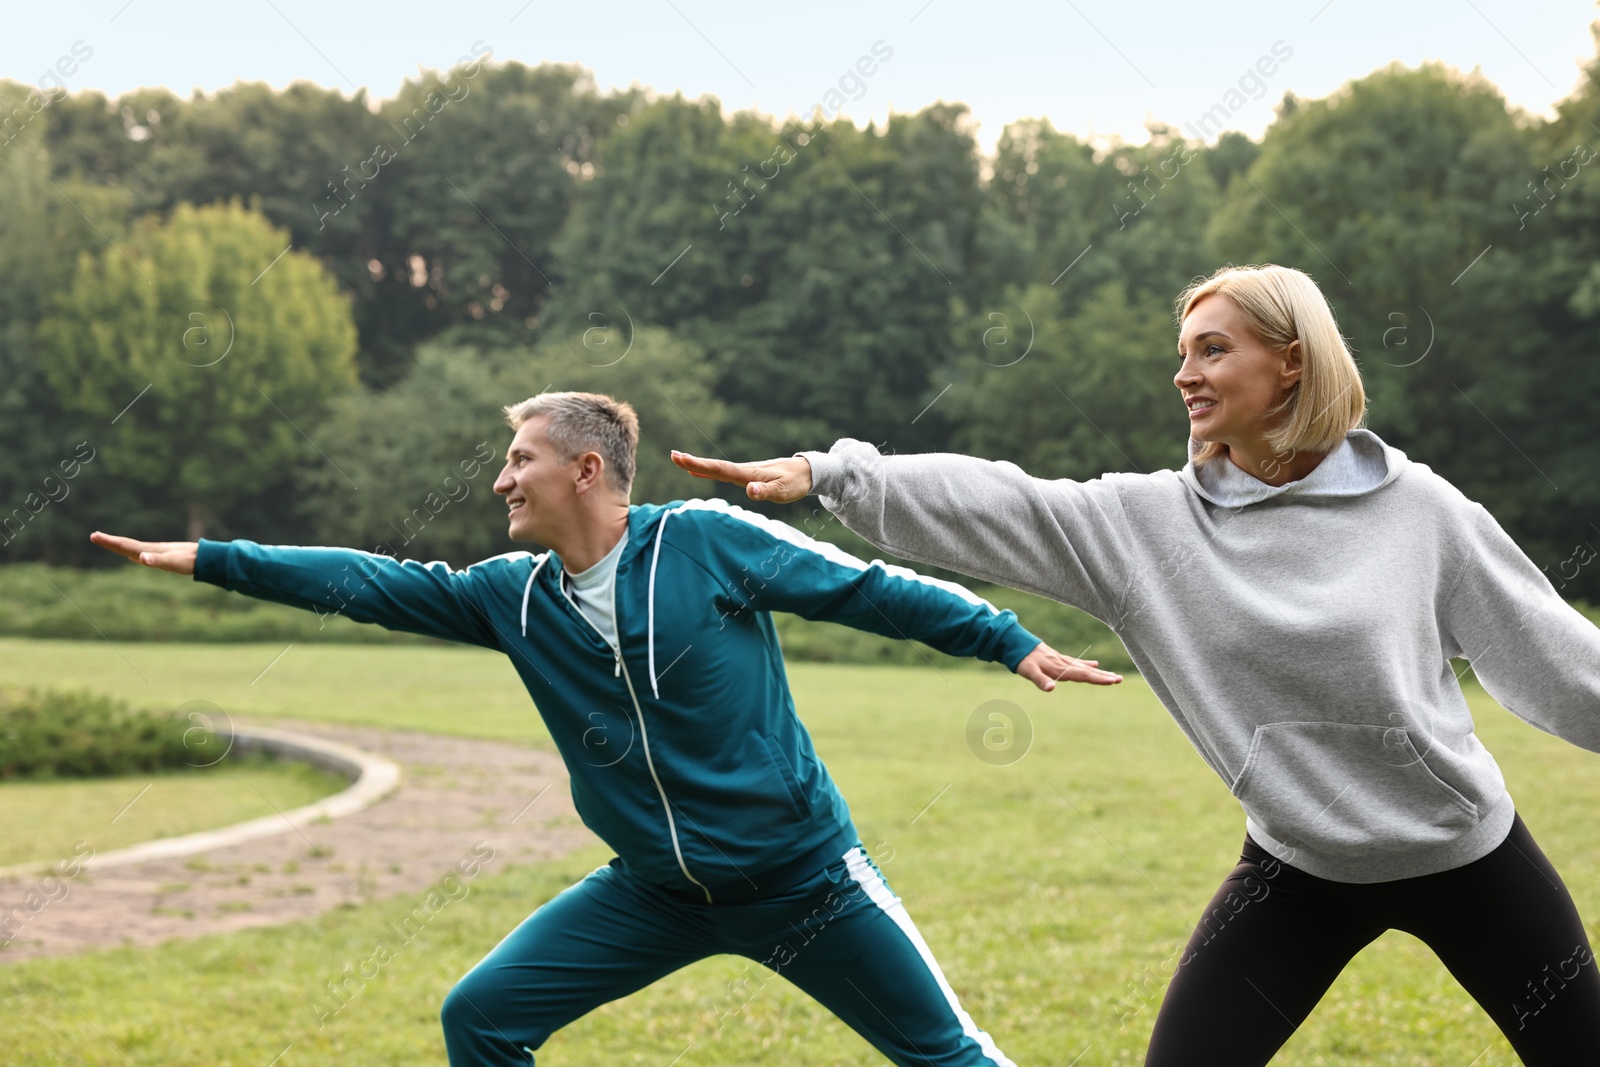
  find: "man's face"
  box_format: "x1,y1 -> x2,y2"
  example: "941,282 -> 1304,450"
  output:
493,417 -> 578,543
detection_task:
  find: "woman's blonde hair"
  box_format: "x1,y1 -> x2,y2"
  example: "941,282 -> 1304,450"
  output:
1175,264 -> 1366,467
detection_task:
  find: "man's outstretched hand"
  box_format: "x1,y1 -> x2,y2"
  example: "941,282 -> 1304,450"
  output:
90,531 -> 198,575
670,451 -> 813,504
1017,642 -> 1123,690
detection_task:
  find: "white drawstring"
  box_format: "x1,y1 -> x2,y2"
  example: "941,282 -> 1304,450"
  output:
520,554 -> 550,636
647,514 -> 671,697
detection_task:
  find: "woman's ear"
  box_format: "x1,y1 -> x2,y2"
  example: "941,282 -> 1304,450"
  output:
1280,338 -> 1304,389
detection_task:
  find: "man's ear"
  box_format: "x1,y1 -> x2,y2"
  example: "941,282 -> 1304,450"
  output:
573,451 -> 606,495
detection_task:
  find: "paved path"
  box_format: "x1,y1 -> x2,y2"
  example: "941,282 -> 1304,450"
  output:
0,721 -> 593,963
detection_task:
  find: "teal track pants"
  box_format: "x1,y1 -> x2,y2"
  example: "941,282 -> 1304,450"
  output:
440,845 -> 1016,1066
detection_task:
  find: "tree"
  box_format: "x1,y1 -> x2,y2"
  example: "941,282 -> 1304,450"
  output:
545,99 -> 996,458
39,201 -> 358,539
41,85 -> 186,197
988,119 -> 1222,311
1514,26 -> 1600,602
38,64 -> 640,387
0,103 -> 162,565
372,62 -> 641,362
943,282 -> 1189,478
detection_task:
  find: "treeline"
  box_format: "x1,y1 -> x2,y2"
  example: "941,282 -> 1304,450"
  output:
3,41 -> 1600,602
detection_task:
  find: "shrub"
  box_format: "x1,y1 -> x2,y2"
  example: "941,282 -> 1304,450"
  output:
0,687 -> 223,779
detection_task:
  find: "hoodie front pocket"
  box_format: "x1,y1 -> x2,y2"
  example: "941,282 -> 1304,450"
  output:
1230,721 -> 1480,858
757,734 -> 812,820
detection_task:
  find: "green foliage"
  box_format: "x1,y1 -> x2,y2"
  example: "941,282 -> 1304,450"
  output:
372,63 -> 639,358
42,85 -> 187,197
1,49 -> 1598,597
990,121 -> 1223,309
0,687 -> 212,779
38,201 -> 359,539
944,281 -> 1189,478
545,99 -> 995,457
0,124 -> 154,566
33,65 -> 637,387
92,80 -> 393,376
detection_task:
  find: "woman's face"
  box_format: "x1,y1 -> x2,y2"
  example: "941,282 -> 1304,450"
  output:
1173,294 -> 1301,451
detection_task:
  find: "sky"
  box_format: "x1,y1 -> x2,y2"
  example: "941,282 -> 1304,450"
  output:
2,1 -> 1596,155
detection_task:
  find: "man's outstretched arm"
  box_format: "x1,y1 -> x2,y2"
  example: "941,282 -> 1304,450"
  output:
91,531 -> 502,649
673,505 -> 1120,690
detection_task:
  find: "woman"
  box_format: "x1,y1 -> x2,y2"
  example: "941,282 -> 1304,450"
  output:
671,264 -> 1600,1064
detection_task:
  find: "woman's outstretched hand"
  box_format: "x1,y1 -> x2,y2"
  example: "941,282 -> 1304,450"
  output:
1017,642 -> 1123,689
90,531 -> 198,575
670,451 -> 814,504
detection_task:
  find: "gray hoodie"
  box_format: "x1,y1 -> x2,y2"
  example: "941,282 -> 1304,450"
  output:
802,429 -> 1600,883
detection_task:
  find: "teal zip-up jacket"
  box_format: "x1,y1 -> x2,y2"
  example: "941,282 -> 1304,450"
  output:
194,498 -> 1041,902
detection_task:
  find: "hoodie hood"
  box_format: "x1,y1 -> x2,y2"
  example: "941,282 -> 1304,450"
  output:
1180,428 -> 1408,508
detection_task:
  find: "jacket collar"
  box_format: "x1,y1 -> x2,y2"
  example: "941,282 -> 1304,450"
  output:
540,503 -> 665,581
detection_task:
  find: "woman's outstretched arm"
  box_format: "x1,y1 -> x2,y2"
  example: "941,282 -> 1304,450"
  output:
672,442 -> 1134,623
1442,504 -> 1600,752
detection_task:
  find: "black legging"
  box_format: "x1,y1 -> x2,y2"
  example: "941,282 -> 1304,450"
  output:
1145,813 -> 1600,1065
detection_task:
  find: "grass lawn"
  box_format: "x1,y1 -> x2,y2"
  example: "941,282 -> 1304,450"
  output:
0,759 -> 349,870
0,639 -> 1596,1065
0,638 -> 544,744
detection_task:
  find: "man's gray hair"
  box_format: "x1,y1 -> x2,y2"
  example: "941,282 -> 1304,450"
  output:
503,391 -> 639,495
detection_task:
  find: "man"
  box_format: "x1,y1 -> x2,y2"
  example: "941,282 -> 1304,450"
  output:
92,391 -> 1120,1066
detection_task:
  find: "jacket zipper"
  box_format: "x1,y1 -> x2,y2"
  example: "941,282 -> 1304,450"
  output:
561,561 -> 712,902
617,649 -> 712,903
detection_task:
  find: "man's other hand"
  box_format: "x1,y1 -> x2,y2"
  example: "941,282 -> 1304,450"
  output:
1016,642 -> 1123,690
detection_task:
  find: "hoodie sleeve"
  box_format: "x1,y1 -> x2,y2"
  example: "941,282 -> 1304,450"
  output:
800,439 -> 1132,623
1440,504 -> 1600,752
193,539 -> 503,649
676,503 -> 1041,671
